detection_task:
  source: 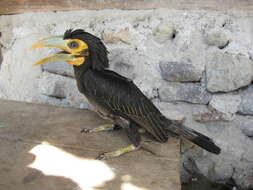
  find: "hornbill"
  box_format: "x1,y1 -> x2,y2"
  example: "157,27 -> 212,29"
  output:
31,29 -> 221,159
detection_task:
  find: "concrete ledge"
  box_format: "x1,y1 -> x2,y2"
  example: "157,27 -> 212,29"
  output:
0,100 -> 180,190
1,0 -> 253,14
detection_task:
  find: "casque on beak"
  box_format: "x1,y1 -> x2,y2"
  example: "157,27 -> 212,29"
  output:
30,36 -> 87,66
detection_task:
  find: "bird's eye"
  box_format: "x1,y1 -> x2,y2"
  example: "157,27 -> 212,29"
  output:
69,41 -> 79,48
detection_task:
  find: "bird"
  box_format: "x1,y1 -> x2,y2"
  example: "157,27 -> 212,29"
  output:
31,29 -> 221,159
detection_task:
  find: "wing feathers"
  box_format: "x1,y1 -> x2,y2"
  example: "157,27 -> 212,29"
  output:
85,69 -> 169,142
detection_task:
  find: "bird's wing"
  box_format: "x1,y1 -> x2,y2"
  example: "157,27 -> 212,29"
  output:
85,69 -> 169,142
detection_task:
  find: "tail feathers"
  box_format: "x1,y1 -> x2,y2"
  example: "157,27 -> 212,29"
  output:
175,124 -> 221,154
190,131 -> 221,154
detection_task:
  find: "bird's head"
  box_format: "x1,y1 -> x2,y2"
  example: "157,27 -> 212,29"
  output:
31,29 -> 109,70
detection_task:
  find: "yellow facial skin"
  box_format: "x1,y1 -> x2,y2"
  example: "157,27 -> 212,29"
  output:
30,36 -> 88,66
66,39 -> 88,55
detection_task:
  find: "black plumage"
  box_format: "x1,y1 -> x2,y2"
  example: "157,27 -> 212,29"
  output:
65,29 -> 221,155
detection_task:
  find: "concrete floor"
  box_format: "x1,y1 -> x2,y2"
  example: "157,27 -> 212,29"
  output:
0,100 -> 180,190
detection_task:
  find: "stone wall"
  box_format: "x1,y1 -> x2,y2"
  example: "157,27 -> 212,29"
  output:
0,9 -> 253,189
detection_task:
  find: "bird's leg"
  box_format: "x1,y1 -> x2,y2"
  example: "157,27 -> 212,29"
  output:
96,144 -> 139,160
81,124 -> 121,133
81,111 -> 122,133
97,119 -> 141,160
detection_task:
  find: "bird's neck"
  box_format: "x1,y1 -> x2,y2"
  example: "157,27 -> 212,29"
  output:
73,57 -> 99,94
73,62 -> 89,80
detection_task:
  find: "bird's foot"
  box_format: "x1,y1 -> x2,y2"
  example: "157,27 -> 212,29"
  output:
96,144 -> 139,160
81,124 -> 120,134
80,128 -> 92,133
96,152 -> 120,160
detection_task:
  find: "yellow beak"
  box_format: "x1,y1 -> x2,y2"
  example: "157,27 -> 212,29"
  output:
30,36 -> 84,66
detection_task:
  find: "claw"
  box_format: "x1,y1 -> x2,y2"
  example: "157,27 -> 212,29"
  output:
80,128 -> 92,133
95,144 -> 138,160
96,153 -> 107,160
96,152 -> 120,160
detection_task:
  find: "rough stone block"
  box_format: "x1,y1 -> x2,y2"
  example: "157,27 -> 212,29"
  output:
241,121 -> 253,137
206,28 -> 230,49
154,101 -> 186,121
193,107 -> 233,122
238,85 -> 253,115
38,72 -> 71,98
206,51 -> 253,92
38,72 -> 89,109
209,94 -> 241,114
102,28 -> 130,44
110,61 -> 136,80
42,62 -> 74,77
159,82 -> 212,104
194,94 -> 241,122
159,61 -> 201,82
153,21 -> 175,43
